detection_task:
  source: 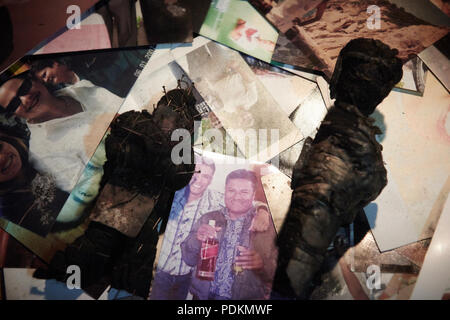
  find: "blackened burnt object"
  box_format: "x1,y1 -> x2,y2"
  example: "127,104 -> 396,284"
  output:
34,85 -> 200,298
272,38 -> 403,299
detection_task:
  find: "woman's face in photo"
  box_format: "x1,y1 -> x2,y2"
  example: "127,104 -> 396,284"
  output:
0,78 -> 56,124
0,140 -> 22,183
35,62 -> 75,85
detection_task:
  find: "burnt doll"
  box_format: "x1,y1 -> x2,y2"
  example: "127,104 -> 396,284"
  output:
272,38 -> 403,299
34,84 -> 200,298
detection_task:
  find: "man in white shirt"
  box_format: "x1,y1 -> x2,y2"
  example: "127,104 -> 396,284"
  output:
0,73 -> 123,223
28,78 -> 122,192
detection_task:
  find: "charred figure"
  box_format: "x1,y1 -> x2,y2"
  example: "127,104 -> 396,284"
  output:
272,38 -> 403,299
34,84 -> 200,298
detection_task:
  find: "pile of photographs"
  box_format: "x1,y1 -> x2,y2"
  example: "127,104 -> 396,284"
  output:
0,0 -> 449,301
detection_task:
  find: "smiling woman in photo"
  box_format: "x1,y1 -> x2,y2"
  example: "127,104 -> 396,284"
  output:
0,115 -> 69,236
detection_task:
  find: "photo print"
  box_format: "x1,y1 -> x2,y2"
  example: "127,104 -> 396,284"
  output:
0,48 -> 152,236
175,40 -> 303,163
250,0 -> 449,78
151,152 -> 278,300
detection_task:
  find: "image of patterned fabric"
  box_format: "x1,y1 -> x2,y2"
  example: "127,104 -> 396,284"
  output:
181,207 -> 277,300
210,209 -> 245,298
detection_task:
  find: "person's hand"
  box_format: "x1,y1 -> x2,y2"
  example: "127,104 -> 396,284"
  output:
196,224 -> 221,241
249,206 -> 269,232
235,246 -> 263,270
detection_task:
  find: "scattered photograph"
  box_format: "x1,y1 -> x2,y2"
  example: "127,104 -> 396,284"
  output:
0,48 -> 152,235
198,1 -> 325,73
199,0 -> 279,63
251,0 -> 449,78
419,34 -> 450,93
176,40 -> 303,162
242,53 -> 327,177
118,56 -> 243,158
150,152 -> 278,300
260,168 -> 292,232
271,33 -> 324,72
365,72 -> 450,251
1,0 -> 200,72
0,137 -> 104,263
348,228 -> 424,275
394,56 -> 429,96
